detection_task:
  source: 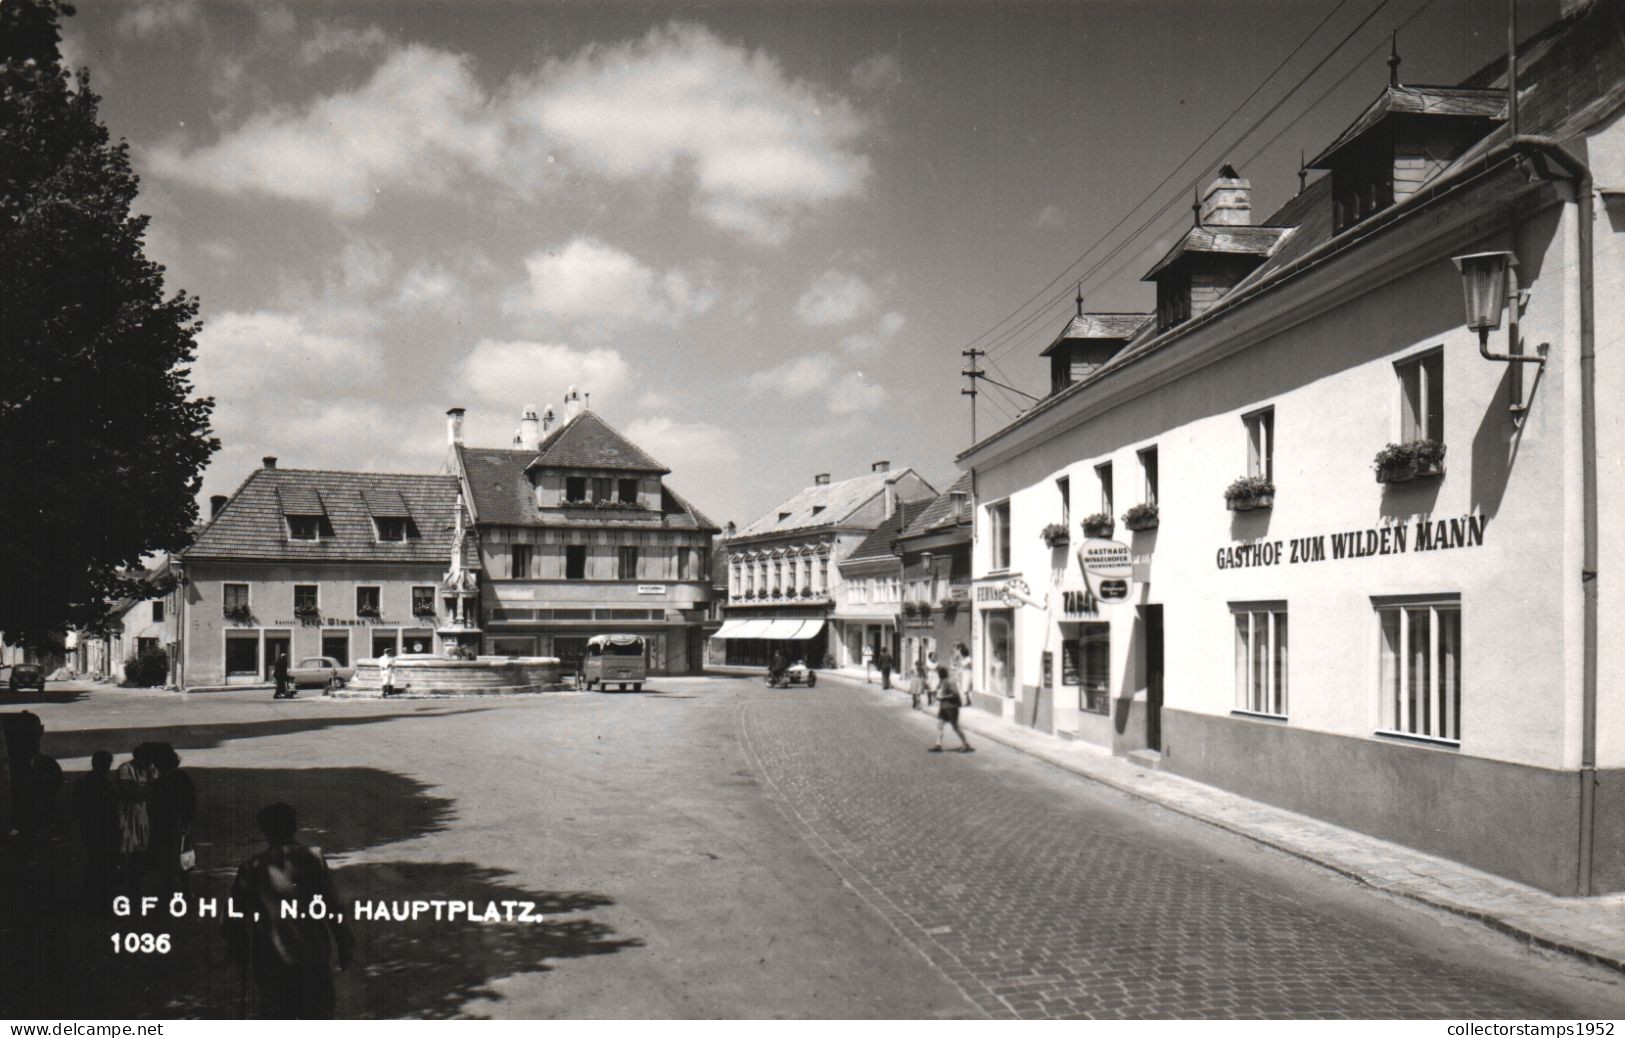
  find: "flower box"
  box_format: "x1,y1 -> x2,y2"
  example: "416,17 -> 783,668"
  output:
294,606 -> 321,619
1039,522 -> 1070,548
799,586 -> 814,598
356,607 -> 381,620
1374,440 -> 1446,485
223,605 -> 252,622
1225,476 -> 1275,512
1122,503 -> 1159,532
1079,512 -> 1115,539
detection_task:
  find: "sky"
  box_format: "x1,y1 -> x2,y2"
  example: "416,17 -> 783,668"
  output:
58,0 -> 1554,530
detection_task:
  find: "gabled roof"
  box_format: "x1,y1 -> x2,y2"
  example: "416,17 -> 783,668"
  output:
109,557 -> 175,617
900,471 -> 975,539
525,410 -> 669,474
455,444 -> 717,532
1306,85 -> 1505,170
737,468 -> 923,539
843,499 -> 933,566
1040,313 -> 1152,357
186,468 -> 472,565
1142,225 -> 1294,281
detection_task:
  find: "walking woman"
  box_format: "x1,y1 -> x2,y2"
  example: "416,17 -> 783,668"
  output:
928,665 -> 974,753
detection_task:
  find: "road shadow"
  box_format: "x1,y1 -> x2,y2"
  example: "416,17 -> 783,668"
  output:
2,686 -> 93,706
39,708 -> 487,762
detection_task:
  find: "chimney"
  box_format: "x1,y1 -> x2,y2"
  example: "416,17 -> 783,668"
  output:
871,460 -> 890,473
209,494 -> 228,519
518,403 -> 540,451
541,405 -> 555,435
814,473 -> 831,486
262,456 -> 277,470
1200,164 -> 1251,226
563,385 -> 584,421
883,476 -> 897,519
445,407 -> 465,447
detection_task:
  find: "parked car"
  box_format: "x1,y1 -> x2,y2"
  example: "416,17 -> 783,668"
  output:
8,663 -> 44,693
581,634 -> 647,691
767,660 -> 817,688
286,656 -> 355,691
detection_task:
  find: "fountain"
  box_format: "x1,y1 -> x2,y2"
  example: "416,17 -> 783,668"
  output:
338,493 -> 563,697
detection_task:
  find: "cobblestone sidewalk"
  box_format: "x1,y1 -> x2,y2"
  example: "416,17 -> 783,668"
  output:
830,672 -> 1625,974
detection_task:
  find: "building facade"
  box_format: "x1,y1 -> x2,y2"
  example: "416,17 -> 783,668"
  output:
715,463 -> 934,667
448,392 -> 718,676
177,460 -> 471,688
960,0 -> 1625,895
896,472 -> 975,680
833,498 -> 931,672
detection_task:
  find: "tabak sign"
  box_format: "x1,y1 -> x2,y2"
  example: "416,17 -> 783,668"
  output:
1078,539 -> 1133,606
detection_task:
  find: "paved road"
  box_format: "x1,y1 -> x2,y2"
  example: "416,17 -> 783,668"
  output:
4,676 -> 1624,1019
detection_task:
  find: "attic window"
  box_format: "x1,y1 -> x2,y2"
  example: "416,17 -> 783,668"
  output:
811,505 -> 826,516
286,515 -> 328,541
778,511 -> 792,522
374,516 -> 417,542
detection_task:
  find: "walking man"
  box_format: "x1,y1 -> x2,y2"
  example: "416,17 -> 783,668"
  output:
273,651 -> 291,699
929,665 -> 974,753
224,803 -> 354,1018
877,645 -> 894,691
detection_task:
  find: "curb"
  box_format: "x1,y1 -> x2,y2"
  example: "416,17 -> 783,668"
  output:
816,669 -> 1625,976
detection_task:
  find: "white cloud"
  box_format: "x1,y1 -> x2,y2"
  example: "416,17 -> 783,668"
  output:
744,351 -> 890,416
1033,204 -> 1068,230
507,237 -> 713,327
515,22 -> 871,243
393,264 -> 459,312
457,339 -> 631,408
794,269 -> 874,327
625,416 -> 739,466
838,310 -> 906,355
146,45 -> 509,218
193,310 -> 381,401
851,52 -> 903,93
300,21 -> 388,64
117,0 -> 199,38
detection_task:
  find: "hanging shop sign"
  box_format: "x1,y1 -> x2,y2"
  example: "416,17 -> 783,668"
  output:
1214,513 -> 1486,571
1078,538 -> 1133,605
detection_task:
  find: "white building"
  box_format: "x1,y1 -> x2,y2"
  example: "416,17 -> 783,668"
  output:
960,0 -> 1625,895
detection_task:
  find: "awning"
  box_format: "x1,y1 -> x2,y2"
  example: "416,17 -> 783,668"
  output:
709,618 -> 826,639
710,618 -> 774,639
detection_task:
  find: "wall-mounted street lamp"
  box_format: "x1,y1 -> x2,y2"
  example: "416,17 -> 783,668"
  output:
1452,249 -> 1547,415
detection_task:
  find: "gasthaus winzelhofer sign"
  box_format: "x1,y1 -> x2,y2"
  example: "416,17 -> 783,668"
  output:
1079,539 -> 1133,605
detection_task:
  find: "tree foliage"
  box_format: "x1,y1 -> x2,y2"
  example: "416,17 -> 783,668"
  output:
1,0 -> 218,646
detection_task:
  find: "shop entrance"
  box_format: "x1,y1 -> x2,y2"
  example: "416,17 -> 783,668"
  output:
1143,604 -> 1164,751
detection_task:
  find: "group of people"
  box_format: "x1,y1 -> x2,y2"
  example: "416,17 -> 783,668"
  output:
73,740 -> 196,907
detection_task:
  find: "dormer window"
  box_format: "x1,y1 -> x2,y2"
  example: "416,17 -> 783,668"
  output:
1156,275 -> 1192,332
287,515 -> 323,541
277,485 -> 332,541
778,511 -> 792,522
361,487 -> 415,542
811,505 -> 826,516
374,516 -> 413,542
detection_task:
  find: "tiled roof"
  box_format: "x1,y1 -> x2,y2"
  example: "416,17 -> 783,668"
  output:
1307,85 -> 1505,170
900,471 -> 975,539
737,468 -> 918,539
276,485 -> 325,515
960,0 -> 1621,464
1142,225 -> 1294,280
526,411 -> 669,474
185,468 -> 472,566
455,444 -> 717,532
361,487 -> 411,517
1040,313 -> 1152,357
843,500 -> 933,565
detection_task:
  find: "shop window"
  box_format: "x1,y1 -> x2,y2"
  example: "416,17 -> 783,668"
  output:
566,476 -> 586,503
511,544 -> 532,579
988,500 -> 1011,571
617,546 -> 639,580
1397,350 -> 1444,442
618,479 -> 639,504
1232,603 -> 1288,717
1095,462 -> 1114,515
356,586 -> 381,618
1377,597 -> 1460,743
371,630 -> 398,658
411,586 -> 436,617
565,545 -> 587,580
1139,446 -> 1159,505
1244,407 -> 1274,481
151,600 -> 165,622
1065,623 -> 1111,714
322,632 -> 350,666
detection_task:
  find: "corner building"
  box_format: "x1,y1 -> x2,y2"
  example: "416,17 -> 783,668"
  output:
960,0 -> 1625,895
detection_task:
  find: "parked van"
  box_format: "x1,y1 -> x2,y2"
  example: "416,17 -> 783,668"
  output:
582,634 -> 647,691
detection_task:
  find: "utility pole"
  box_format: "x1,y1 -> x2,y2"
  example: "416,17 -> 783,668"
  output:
961,348 -> 984,445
